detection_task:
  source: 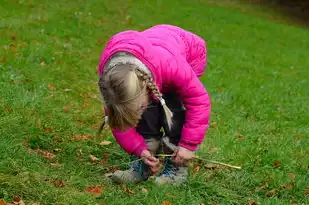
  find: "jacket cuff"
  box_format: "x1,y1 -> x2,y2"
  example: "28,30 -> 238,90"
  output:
178,141 -> 199,151
133,143 -> 149,157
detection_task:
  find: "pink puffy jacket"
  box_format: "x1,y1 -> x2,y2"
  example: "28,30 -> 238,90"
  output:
97,24 -> 211,156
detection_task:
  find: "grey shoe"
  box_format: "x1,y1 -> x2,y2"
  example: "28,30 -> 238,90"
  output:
155,159 -> 188,185
106,160 -> 152,184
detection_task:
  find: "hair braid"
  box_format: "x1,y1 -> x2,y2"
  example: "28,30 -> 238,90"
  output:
135,69 -> 173,130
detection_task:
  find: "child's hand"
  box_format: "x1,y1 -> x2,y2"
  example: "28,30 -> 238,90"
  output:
140,150 -> 161,173
174,146 -> 194,165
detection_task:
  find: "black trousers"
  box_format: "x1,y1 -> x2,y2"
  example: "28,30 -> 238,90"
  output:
136,93 -> 185,146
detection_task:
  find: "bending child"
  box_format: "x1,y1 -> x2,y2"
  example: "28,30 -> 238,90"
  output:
97,24 -> 211,185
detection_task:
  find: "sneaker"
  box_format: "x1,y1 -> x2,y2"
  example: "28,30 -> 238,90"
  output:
155,159 -> 188,185
106,160 -> 152,184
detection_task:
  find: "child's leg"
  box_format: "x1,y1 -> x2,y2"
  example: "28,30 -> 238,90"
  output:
156,92 -> 188,185
108,99 -> 163,184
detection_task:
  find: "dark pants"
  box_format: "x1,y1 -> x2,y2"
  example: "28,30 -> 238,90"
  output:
136,93 -> 185,152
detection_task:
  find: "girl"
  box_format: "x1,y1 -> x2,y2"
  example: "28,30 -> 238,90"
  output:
97,24 -> 211,185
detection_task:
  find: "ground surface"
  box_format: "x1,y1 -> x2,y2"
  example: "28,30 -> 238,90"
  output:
0,0 -> 308,204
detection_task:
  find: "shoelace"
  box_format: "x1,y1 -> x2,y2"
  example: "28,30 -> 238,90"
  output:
161,160 -> 177,177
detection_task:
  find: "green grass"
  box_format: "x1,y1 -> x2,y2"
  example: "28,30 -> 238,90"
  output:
1,0 -> 308,204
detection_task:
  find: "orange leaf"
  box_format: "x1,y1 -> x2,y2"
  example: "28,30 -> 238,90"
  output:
99,141 -> 112,146
86,186 -> 104,197
36,149 -> 56,159
194,165 -> 201,173
63,105 -> 70,112
72,135 -> 92,141
126,188 -> 136,195
48,84 -> 54,90
83,102 -> 89,107
44,179 -> 65,187
273,160 -> 280,168
162,200 -> 172,205
0,200 -> 6,205
266,188 -> 277,197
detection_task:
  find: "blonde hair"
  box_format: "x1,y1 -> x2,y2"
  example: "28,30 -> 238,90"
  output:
98,62 -> 173,132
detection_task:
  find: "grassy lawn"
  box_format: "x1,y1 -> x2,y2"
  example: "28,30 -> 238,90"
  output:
0,0 -> 308,204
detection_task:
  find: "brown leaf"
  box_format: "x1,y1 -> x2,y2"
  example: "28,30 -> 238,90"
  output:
236,134 -> 244,140
204,163 -> 218,169
13,196 -> 21,202
194,165 -> 201,173
23,141 -> 29,147
3,104 -> 13,113
83,102 -> 89,107
248,201 -> 257,205
72,135 -> 92,141
44,179 -> 65,187
40,61 -> 45,67
141,188 -> 148,193
255,183 -> 268,192
162,200 -> 172,205
305,185 -> 309,195
126,188 -> 136,195
44,127 -> 52,132
99,141 -> 112,145
11,35 -> 17,40
36,149 -> 56,159
273,160 -> 280,168
288,173 -> 296,180
89,155 -> 99,162
266,188 -> 277,197
63,105 -> 70,112
86,186 -> 104,197
48,84 -> 54,90
0,200 -> 6,205
209,201 -> 218,205
280,181 -> 294,190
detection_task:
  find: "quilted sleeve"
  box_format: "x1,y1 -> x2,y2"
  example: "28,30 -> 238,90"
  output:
164,57 -> 211,151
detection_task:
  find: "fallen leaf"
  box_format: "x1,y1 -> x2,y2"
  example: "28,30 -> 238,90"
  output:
63,105 -> 70,112
102,154 -> 109,159
53,148 -> 62,152
44,127 -> 52,132
48,84 -> 54,90
288,173 -> 296,180
0,200 -> 5,205
208,147 -> 218,154
126,188 -> 136,195
72,135 -> 92,141
125,15 -> 131,22
236,134 -> 244,140
290,200 -> 297,205
141,188 -> 148,193
250,115 -> 255,120
204,163 -> 218,169
305,185 -> 309,195
280,181 -> 295,190
11,35 -> 17,40
248,201 -> 257,205
44,179 -> 65,187
266,188 -> 277,197
210,122 -> 217,128
36,149 -> 56,159
3,104 -> 13,113
86,186 -> 104,197
273,160 -> 280,168
83,102 -> 89,107
50,162 -> 61,167
40,61 -> 45,67
162,200 -> 172,205
23,141 -> 29,147
194,165 -> 201,173
200,203 -> 205,205
89,155 -> 99,162
255,183 -> 268,192
209,201 -> 218,205
99,141 -> 112,145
